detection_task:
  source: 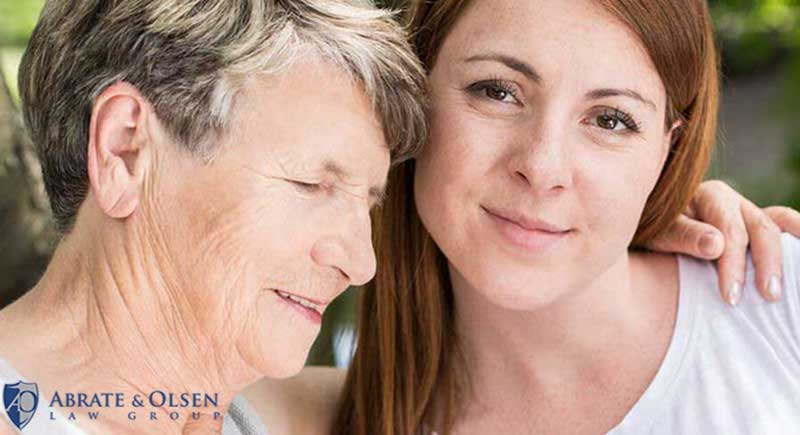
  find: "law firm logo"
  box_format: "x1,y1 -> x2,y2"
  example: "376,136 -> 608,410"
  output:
3,381 -> 39,430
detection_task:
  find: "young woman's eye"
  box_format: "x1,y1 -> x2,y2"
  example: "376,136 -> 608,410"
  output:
587,108 -> 641,133
467,79 -> 521,105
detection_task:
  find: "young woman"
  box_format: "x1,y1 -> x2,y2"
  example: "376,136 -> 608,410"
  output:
332,0 -> 800,434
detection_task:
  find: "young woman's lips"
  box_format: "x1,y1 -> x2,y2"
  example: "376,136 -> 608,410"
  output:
270,289 -> 325,325
482,206 -> 571,253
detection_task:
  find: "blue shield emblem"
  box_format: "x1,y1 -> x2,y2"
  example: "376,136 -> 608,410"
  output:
3,381 -> 39,430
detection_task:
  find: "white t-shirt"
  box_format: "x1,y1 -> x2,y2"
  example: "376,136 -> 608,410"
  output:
223,395 -> 268,435
428,234 -> 800,435
610,233 -> 800,434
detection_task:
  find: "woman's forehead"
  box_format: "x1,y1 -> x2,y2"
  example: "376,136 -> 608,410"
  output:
437,0 -> 666,100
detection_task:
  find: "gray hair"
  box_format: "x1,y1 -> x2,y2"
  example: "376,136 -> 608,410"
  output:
19,0 -> 428,233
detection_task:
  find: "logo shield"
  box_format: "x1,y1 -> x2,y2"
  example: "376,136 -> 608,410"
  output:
3,381 -> 39,430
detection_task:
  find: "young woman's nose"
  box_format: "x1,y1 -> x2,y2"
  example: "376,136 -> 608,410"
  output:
507,122 -> 574,195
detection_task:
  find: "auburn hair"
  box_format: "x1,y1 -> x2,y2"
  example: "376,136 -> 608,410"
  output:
334,1 -> 719,434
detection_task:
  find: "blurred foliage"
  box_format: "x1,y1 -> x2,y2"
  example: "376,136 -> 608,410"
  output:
711,0 -> 799,75
0,0 -> 44,47
0,0 -> 42,103
707,0 -> 800,208
786,51 -> 800,209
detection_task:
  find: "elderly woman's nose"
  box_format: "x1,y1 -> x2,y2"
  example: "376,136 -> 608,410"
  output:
310,210 -> 377,286
507,127 -> 573,195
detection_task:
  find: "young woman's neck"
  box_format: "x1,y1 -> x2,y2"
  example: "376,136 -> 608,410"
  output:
451,251 -> 679,412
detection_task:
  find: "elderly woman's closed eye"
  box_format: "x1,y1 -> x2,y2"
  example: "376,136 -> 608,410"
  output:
0,0 -> 426,434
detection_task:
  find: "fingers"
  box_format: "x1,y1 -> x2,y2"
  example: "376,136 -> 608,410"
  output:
657,180 -> 792,306
690,180 -> 788,305
715,204 -> 749,307
764,206 -> 800,237
646,214 -> 724,259
688,180 -> 748,305
742,201 -> 783,302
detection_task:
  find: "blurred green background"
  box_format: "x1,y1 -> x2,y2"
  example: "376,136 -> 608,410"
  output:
1,0 -> 799,367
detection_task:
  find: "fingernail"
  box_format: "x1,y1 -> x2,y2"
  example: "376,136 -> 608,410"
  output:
699,232 -> 721,257
729,281 -> 742,307
769,275 -> 782,300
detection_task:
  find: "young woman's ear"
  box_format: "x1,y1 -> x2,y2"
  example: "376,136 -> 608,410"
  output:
86,82 -> 152,219
660,120 -> 683,167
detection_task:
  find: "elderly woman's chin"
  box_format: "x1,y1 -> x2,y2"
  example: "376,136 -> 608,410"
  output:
239,295 -> 323,378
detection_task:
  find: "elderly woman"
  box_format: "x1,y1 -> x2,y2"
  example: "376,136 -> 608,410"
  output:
0,0 -> 426,433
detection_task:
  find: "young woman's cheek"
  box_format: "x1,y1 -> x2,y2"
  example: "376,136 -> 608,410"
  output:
571,137 -> 664,247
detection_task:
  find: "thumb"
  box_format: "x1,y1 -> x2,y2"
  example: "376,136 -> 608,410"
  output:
646,214 -> 725,259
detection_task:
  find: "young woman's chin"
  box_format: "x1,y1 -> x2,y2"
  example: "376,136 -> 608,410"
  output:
448,255 -> 582,312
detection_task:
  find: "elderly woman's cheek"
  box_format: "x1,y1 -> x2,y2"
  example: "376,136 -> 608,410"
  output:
188,192 -> 286,281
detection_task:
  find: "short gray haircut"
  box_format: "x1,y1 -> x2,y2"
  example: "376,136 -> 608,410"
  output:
19,0 -> 428,233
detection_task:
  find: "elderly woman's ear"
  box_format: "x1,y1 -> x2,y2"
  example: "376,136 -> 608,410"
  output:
87,82 -> 152,219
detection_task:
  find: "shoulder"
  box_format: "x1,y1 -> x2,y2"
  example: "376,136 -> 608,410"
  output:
680,233 -> 800,333
640,236 -> 800,431
778,233 -> 800,311
781,233 -> 800,288
741,233 -> 800,307
241,366 -> 346,435
678,233 -> 799,305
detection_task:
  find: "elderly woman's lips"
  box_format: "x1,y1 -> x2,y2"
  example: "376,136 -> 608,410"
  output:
270,289 -> 325,325
482,206 -> 571,253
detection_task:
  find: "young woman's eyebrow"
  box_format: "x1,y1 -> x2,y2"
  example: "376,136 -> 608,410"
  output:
586,88 -> 657,111
462,51 -> 543,84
